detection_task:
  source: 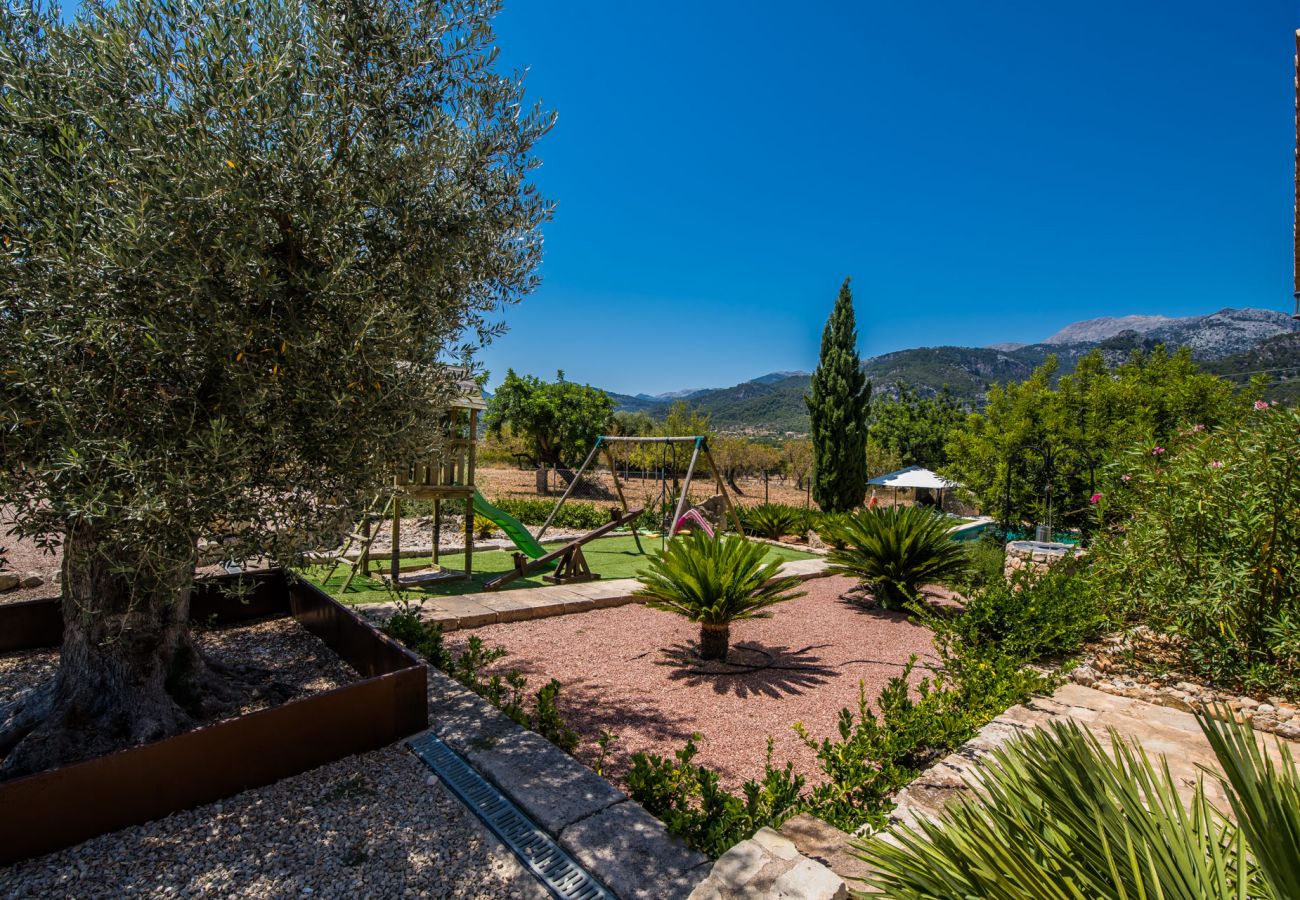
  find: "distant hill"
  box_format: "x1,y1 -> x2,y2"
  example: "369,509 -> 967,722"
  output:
1202,332 -> 1300,404
601,307 -> 1299,435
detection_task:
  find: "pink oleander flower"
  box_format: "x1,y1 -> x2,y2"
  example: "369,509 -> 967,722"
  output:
1152,447 -> 1165,456
1255,400 -> 1269,411
1192,423 -> 1205,433
1089,492 -> 1102,504
1121,473 -> 1131,482
1210,460 -> 1224,469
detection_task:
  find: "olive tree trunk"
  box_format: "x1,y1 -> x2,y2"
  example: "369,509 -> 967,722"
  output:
0,527 -> 243,780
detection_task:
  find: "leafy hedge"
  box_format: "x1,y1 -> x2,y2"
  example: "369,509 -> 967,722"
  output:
488,497 -> 612,531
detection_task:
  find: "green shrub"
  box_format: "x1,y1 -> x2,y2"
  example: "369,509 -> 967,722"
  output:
382,610 -> 582,755
739,503 -> 807,540
626,736 -> 806,858
949,563 -> 1106,663
956,533 -> 1006,595
826,506 -> 970,608
489,497 -> 611,531
635,530 -> 804,660
1090,404 -> 1300,695
856,711 -> 1300,899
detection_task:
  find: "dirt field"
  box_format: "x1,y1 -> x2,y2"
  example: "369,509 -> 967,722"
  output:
475,465 -> 816,509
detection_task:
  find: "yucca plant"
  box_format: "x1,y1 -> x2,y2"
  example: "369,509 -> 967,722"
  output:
854,710 -> 1300,899
635,530 -> 805,660
741,503 -> 806,541
826,506 -> 968,608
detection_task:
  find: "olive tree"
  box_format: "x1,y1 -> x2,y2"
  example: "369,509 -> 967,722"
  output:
0,0 -> 551,777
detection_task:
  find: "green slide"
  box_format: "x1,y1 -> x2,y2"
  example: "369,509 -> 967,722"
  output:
472,489 -> 547,559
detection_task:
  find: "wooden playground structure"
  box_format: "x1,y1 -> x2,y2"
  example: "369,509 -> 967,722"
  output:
328,423 -> 743,594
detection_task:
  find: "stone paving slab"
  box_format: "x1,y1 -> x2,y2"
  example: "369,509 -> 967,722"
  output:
560,800 -> 712,900
361,558 -> 831,632
420,665 -> 708,899
887,681 -> 1300,834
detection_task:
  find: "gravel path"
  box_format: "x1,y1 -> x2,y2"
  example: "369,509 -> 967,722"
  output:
445,575 -> 942,791
1,743 -> 550,899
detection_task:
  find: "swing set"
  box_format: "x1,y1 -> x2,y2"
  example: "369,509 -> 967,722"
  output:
536,435 -> 744,551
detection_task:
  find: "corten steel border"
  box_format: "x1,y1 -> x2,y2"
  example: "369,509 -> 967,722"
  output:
0,569 -> 428,866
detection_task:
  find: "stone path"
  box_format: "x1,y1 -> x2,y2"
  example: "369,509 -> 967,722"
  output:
360,557 -> 831,631
690,681 -> 1300,899
422,664 -> 710,899
887,681 -> 1299,832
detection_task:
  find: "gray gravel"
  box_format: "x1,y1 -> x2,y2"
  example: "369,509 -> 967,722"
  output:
1,743 -> 551,899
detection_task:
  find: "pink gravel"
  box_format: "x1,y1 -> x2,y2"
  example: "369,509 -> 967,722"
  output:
445,575 -> 941,791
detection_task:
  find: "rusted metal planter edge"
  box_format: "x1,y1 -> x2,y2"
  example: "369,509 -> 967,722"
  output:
0,569 -> 428,866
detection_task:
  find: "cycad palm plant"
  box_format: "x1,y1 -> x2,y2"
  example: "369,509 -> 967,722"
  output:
826,506 -> 968,608
635,530 -> 805,660
855,710 -> 1300,899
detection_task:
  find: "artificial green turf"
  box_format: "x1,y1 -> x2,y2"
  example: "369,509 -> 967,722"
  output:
301,533 -> 817,604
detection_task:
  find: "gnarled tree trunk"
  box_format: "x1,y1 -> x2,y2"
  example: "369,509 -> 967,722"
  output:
0,526 -> 244,780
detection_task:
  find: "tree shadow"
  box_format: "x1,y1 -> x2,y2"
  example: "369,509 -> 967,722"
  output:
653,640 -> 837,699
550,676 -> 697,748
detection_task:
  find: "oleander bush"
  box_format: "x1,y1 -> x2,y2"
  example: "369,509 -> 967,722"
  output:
1089,403 -> 1300,696
625,736 -> 806,858
826,506 -> 969,608
856,711 -> 1300,900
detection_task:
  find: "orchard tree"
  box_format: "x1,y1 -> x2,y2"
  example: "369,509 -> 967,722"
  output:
0,0 -> 551,777
945,348 -> 1237,530
782,438 -> 813,492
807,278 -> 871,512
870,384 -> 965,470
486,370 -> 614,476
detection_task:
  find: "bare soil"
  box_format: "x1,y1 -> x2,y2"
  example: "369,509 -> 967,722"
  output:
0,615 -> 360,771
445,574 -> 943,791
476,465 -> 819,509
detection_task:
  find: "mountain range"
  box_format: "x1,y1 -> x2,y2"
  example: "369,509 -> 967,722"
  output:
607,307 -> 1300,435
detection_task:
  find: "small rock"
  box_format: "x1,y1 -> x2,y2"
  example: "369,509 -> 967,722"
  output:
1236,696 -> 1260,710
1275,720 -> 1300,741
1257,704 -> 1276,716
19,572 -> 43,589
0,572 -> 19,591
1071,666 -> 1098,687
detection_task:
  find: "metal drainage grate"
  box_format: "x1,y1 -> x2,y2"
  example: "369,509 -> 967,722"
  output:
408,733 -> 615,900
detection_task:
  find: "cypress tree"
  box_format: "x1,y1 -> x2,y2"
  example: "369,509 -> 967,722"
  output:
808,278 -> 871,512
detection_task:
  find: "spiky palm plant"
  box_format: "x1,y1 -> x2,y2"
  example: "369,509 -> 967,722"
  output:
635,530 -> 805,660
814,511 -> 851,549
855,711 -> 1300,899
741,504 -> 806,541
826,506 -> 968,608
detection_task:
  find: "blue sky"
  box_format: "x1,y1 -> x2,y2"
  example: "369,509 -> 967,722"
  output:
479,1 -> 1298,394
56,1 -> 1300,394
